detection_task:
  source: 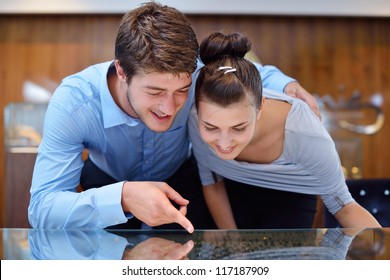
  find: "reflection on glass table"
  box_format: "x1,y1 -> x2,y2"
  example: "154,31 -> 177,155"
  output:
1,228 -> 388,260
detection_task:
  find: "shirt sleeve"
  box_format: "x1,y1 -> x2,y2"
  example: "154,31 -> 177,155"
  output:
286,102 -> 355,215
314,141 -> 355,215
28,98 -> 128,229
253,62 -> 296,92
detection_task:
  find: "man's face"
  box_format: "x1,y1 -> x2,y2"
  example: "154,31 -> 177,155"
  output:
125,72 -> 192,132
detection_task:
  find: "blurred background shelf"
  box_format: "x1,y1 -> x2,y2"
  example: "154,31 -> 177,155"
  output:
3,103 -> 47,228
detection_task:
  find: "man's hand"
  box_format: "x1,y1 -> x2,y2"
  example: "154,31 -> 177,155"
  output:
284,81 -> 321,119
121,181 -> 194,233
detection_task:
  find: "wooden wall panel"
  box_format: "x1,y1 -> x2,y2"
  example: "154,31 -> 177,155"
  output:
0,14 -> 389,227
4,152 -> 37,228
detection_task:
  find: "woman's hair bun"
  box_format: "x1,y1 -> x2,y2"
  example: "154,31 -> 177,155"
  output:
199,32 -> 252,65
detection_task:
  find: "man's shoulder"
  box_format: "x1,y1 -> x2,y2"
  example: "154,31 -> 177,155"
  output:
49,62 -> 113,114
63,61 -> 112,84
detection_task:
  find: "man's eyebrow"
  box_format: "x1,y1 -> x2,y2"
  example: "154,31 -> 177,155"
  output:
178,82 -> 192,90
144,81 -> 192,91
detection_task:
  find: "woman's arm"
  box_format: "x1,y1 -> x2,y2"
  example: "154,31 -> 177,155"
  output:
335,202 -> 381,228
203,180 -> 237,229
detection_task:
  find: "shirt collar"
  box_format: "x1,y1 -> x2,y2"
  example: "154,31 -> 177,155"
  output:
100,61 -> 140,128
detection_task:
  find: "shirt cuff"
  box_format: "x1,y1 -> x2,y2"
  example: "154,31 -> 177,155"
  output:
95,181 -> 130,227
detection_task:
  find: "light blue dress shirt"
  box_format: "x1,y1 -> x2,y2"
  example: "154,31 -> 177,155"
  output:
28,60 -> 294,229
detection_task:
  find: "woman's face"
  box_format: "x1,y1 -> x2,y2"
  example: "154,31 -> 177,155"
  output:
198,98 -> 260,160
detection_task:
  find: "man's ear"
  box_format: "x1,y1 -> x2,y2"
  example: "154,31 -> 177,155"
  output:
114,60 -> 127,82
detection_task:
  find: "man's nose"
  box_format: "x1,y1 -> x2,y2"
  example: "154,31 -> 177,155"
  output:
161,95 -> 176,115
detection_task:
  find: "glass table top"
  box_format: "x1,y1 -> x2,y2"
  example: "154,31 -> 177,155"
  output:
1,228 -> 389,260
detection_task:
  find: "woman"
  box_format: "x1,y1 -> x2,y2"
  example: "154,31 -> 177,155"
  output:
188,32 -> 380,229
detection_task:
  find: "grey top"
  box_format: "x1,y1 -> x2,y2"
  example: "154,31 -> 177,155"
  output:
188,88 -> 354,215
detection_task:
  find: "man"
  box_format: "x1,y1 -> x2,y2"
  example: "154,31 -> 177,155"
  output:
28,2 -> 319,232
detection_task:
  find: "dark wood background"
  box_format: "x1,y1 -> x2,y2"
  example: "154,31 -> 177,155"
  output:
0,14 -> 389,227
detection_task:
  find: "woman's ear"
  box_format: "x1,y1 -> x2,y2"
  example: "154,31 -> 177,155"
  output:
114,60 -> 127,82
256,97 -> 265,119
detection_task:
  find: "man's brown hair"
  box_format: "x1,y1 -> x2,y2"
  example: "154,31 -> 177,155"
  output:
115,2 -> 199,83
